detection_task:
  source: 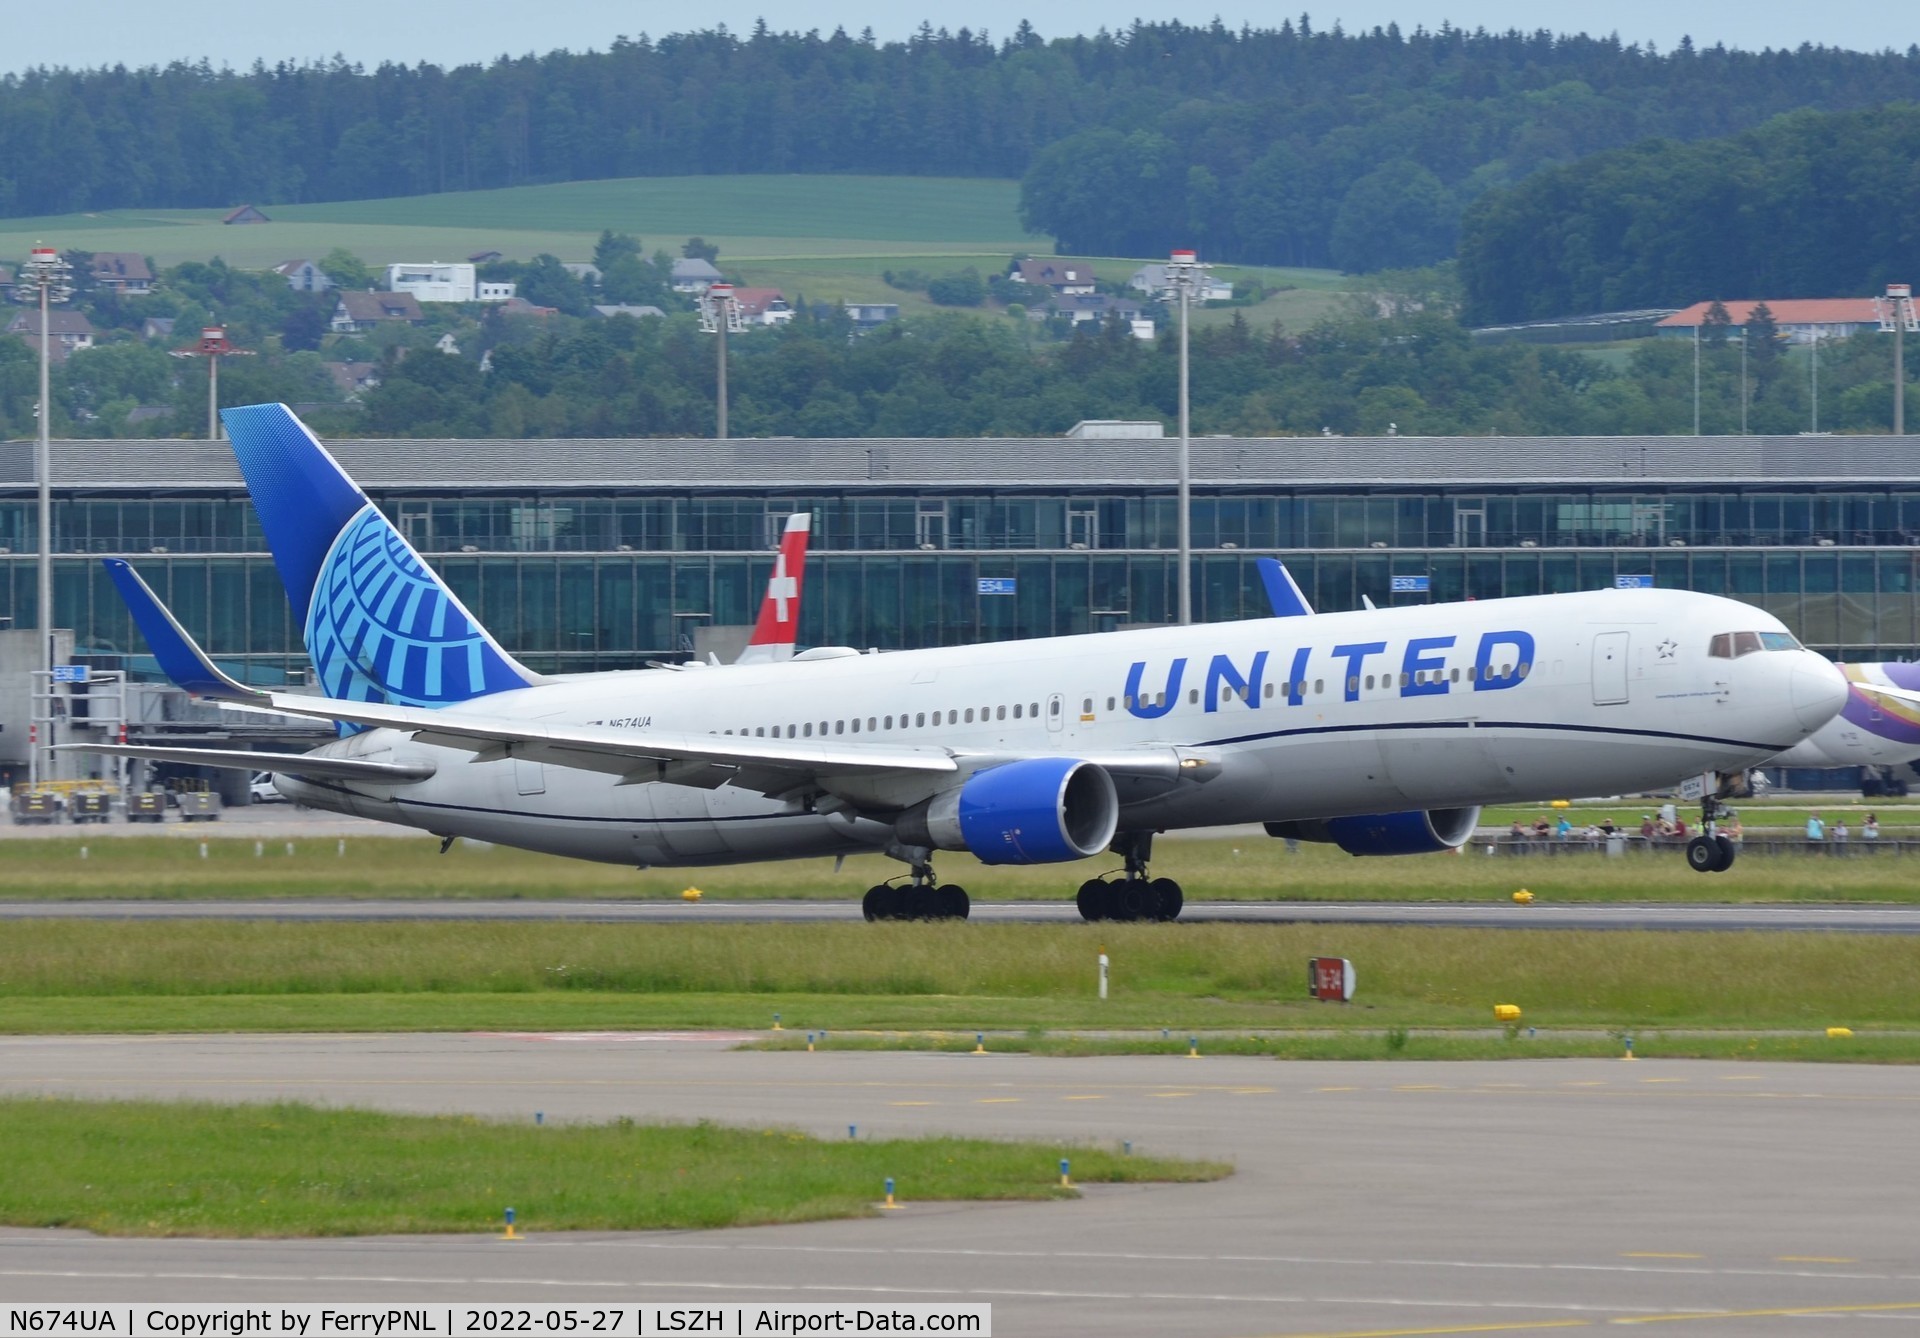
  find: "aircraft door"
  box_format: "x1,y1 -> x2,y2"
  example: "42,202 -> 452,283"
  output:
1046,692 -> 1065,735
1592,631 -> 1630,706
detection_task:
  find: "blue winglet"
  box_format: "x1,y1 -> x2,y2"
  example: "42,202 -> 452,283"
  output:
1255,557 -> 1316,618
103,559 -> 264,701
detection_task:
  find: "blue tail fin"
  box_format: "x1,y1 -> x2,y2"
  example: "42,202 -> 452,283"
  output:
221,403 -> 536,711
1254,557 -> 1315,618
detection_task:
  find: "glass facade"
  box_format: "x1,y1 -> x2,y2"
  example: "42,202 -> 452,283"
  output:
5,482 -> 1920,680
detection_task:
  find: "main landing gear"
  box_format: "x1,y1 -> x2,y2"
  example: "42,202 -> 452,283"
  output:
1076,832 -> 1184,923
863,856 -> 970,921
1684,793 -> 1739,874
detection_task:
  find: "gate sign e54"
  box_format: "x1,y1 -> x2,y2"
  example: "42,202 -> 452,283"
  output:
1309,955 -> 1356,1002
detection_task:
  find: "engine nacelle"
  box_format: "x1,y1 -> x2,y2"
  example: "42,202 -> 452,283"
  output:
895,757 -> 1118,864
1264,806 -> 1481,856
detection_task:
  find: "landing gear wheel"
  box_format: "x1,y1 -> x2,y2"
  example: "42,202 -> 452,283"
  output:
862,886 -> 886,921
1713,834 -> 1737,872
1149,877 -> 1184,922
907,885 -> 941,920
1076,878 -> 1109,923
1115,879 -> 1152,922
1685,835 -> 1721,873
939,885 -> 970,920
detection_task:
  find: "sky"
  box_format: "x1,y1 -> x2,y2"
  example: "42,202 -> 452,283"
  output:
6,0 -> 1916,74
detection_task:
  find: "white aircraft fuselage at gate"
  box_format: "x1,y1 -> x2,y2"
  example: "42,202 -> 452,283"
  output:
74,404 -> 1854,922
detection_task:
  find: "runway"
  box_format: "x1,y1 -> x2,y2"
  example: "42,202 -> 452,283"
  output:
3,1033 -> 1918,1336
7,897 -> 1920,931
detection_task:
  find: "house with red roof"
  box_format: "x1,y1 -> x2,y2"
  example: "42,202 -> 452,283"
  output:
1657,299 -> 1885,345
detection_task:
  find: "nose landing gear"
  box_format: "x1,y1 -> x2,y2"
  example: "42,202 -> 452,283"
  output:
1076,831 -> 1184,922
1684,792 -> 1739,874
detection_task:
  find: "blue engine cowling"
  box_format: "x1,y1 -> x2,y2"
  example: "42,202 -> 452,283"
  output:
1264,806 -> 1481,856
895,757 -> 1119,864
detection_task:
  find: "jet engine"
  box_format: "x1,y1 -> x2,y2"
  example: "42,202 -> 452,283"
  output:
895,757 -> 1119,864
1264,806 -> 1481,856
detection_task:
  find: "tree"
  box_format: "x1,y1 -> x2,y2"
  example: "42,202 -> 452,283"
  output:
1701,300 -> 1734,346
593,231 -> 644,270
926,268 -> 986,306
320,249 -> 376,291
1328,161 -> 1456,274
280,301 -> 330,352
515,255 -> 592,316
682,237 -> 720,263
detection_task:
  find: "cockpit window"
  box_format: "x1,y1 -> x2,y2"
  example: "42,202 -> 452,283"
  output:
1710,630 -> 1803,659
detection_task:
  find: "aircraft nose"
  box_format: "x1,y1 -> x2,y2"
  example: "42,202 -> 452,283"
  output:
1791,656 -> 1850,734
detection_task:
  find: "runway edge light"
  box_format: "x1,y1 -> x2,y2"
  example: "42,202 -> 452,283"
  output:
882,1177 -> 901,1210
501,1207 -> 519,1240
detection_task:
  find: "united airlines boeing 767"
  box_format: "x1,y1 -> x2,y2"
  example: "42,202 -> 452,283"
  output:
72,404 -> 1858,922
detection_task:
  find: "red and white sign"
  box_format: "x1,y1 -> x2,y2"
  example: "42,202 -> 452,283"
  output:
1309,956 -> 1356,1002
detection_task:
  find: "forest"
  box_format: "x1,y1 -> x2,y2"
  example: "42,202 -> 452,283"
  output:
1459,104 -> 1920,324
3,23 -> 1919,274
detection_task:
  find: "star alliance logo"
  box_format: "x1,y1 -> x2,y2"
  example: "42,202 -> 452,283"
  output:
1656,639 -> 1677,659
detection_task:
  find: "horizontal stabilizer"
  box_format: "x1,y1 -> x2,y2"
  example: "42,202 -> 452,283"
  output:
1850,680 -> 1920,709
58,743 -> 436,783
102,559 -> 266,702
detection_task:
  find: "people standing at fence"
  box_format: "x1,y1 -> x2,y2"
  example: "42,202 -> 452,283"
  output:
1806,812 -> 1826,842
1864,813 -> 1880,841
1833,818 -> 1849,845
1640,814 -> 1656,840
1556,814 -> 1572,841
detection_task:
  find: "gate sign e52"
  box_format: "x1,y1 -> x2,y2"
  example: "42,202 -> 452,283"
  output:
1309,956 -> 1356,1002
1390,574 -> 1430,593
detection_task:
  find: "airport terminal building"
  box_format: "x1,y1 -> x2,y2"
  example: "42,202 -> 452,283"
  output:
4,432 -> 1920,692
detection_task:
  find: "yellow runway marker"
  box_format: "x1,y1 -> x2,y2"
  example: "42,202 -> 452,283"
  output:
1260,1319 -> 1592,1337
1612,1301 -> 1920,1324
1775,1255 -> 1857,1263
1233,1087 -> 1276,1094
1153,1091 -> 1195,1099
1638,1078 -> 1685,1083
1621,1252 -> 1703,1259
1396,1084 -> 1447,1091
976,1097 -> 1021,1104
1317,1086 -> 1357,1092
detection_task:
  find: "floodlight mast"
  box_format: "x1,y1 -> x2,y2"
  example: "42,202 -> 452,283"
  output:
1878,284 -> 1915,436
18,244 -> 71,787
699,283 -> 746,441
1161,249 -> 1209,626
170,326 -> 254,440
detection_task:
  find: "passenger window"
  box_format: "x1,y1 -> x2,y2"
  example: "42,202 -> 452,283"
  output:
1450,668 -> 1460,682
949,710 -> 959,724
835,721 -> 845,734
850,720 -> 859,734
964,709 -> 974,723
884,715 -> 893,729
1049,700 -> 1060,715
1467,666 -> 1477,682
1014,703 -> 1024,718
804,723 -> 813,737
1106,697 -> 1116,710
915,713 -> 925,727
1083,698 -> 1093,713
1313,679 -> 1323,695
1348,676 -> 1359,693
1517,662 -> 1530,678
787,724 -> 797,738
868,717 -> 877,731
1032,702 -> 1041,715
998,706 -> 1007,720
1263,683 -> 1274,699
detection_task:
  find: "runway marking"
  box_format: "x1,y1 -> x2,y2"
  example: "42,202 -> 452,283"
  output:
1258,1320 -> 1593,1336
1396,1085 -> 1446,1091
1152,1091 -> 1194,1098
1561,1081 -> 1606,1087
975,1097 -> 1020,1104
1317,1086 -> 1358,1092
1775,1255 -> 1858,1264
1234,1087 -> 1277,1094
1061,1094 -> 1106,1101
1636,1078 -> 1685,1084
1619,1254 -> 1702,1260
1612,1301 -> 1920,1324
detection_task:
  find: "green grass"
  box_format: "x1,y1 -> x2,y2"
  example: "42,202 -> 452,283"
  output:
0,176 -> 1044,269
0,1098 -> 1218,1237
12,830 -> 1920,904
1,922 -> 1914,1035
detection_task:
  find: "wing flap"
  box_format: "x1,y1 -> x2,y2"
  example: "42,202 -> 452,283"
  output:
57,743 -> 436,783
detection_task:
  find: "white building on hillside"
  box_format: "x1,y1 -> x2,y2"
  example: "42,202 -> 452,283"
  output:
386,263 -> 515,304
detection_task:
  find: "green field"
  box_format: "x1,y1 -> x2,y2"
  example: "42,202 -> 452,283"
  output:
0,175 -> 1044,269
0,174 -> 1356,329
0,1098 -> 1217,1237
8,826 -> 1920,904
1,921 -> 1911,1038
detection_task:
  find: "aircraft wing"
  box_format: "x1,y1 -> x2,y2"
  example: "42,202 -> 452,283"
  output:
231,693 -> 959,790
56,743 -> 436,782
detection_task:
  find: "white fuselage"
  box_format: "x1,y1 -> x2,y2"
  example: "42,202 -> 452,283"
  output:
278,588 -> 1848,868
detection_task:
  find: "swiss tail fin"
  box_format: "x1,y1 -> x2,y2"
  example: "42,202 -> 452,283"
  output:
220,403 -> 537,710
735,512 -> 811,665
1255,557 -> 1315,618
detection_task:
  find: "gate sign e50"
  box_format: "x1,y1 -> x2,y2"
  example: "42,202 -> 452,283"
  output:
1309,956 -> 1356,1002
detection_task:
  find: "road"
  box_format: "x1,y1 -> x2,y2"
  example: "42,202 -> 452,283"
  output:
2,1033 -> 1917,1336
6,897 -> 1920,931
